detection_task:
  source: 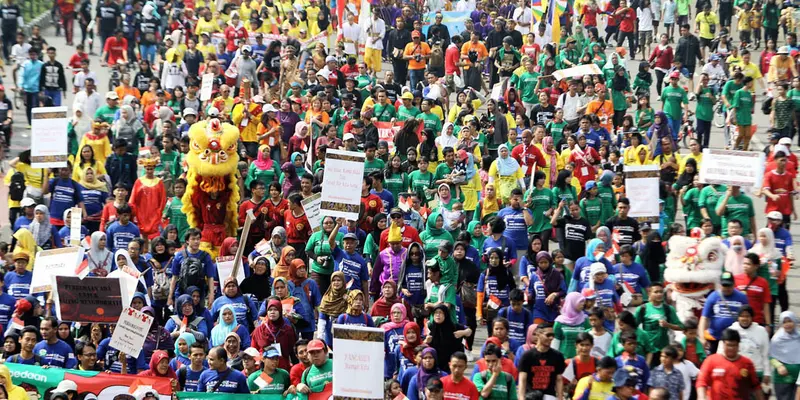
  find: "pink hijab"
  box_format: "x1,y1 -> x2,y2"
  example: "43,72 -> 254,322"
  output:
555,292 -> 586,326
725,236 -> 747,275
254,144 -> 274,170
382,303 -> 409,332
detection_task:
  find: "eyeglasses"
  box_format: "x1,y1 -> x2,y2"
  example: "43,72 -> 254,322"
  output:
82,352 -> 97,357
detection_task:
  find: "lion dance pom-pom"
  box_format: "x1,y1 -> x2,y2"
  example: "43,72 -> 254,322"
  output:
181,118 -> 241,258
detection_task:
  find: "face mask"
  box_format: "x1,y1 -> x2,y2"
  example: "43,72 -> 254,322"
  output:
732,245 -> 743,252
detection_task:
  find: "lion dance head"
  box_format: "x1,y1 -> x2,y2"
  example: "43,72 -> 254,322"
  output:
664,236 -> 727,322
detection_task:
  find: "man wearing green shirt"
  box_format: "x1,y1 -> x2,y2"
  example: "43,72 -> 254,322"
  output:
409,157 -> 435,204
514,58 -> 541,115
363,142 -> 385,176
95,91 -> 120,124
728,76 -> 755,150
434,147 -> 458,199
247,346 -> 291,394
681,182 -> 704,229
661,71 -> 689,139
715,185 -> 756,236
695,74 -> 716,149
331,94 -> 357,137
372,89 -> 396,122
296,339 -> 333,398
163,179 -> 190,240
524,172 -> 555,244
699,183 -> 727,233
474,344 -> 518,400
418,98 -> 442,133
397,92 -> 421,121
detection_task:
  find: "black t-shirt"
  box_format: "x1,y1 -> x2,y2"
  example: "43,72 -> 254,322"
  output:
133,72 -> 153,93
95,2 -> 121,34
0,5 -> 20,33
383,83 -> 402,103
518,347 -> 566,396
530,104 -> 555,126
0,97 -> 12,122
605,216 -> 641,246
136,16 -> 159,46
554,216 -> 592,261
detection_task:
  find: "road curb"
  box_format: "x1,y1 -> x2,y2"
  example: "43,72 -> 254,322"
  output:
27,8 -> 52,34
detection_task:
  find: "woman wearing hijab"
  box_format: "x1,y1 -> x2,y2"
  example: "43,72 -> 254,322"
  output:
78,167 -> 110,232
56,321 -> 76,351
751,227 -> 783,321
646,111 -> 676,157
251,299 -> 298,370
552,292 -> 589,359
113,105 -> 145,154
219,237 -> 250,278
164,294 -> 210,342
245,144 -> 281,188
674,158 -> 698,191
513,324 -> 539,363
210,304 -> 251,349
138,349 -> 179,382
249,226 -> 288,267
488,143 -> 525,202
371,280 -> 411,320
466,221 -> 487,254
476,248 -> 515,333
724,236 -> 748,275
640,231 -> 667,284
474,182 -> 502,223
435,123 -> 459,152
569,238 -> 614,292
280,162 -> 301,196
364,214 -> 388,263
594,226 -> 617,264
397,242 -> 427,318
240,256 -> 273,301
769,312 -> 800,399
28,205 -> 60,250
305,215 -> 341,290
0,364 -> 32,400
337,290 -> 375,327
426,304 -> 470,373
317,271 -> 349,347
527,251 -> 566,324
141,306 -> 174,361
186,286 -> 214,323
289,259 -> 322,339
84,231 -> 113,276
170,332 -> 197,371
383,303 -> 411,379
273,246 -> 296,279
419,211 -> 453,260
435,182 -> 461,211
395,322 -> 423,383
406,347 -> 447,400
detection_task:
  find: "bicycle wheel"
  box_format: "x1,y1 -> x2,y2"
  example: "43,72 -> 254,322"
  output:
713,104 -> 725,128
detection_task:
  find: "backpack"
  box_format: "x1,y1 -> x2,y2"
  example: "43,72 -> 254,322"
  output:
762,96 -> 773,115
179,250 -> 207,294
152,266 -> 171,301
178,365 -> 188,390
9,171 -> 25,202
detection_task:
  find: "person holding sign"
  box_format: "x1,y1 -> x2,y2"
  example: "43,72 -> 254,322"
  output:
246,345 -> 291,395
329,219 -> 369,292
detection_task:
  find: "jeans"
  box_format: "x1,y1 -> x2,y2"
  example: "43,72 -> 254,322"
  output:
617,30 -> 636,58
409,68 -> 425,92
696,118 -> 711,148
44,89 -> 62,106
140,44 -> 157,65
666,116 -> 682,141
25,92 -> 38,124
1,33 -> 13,62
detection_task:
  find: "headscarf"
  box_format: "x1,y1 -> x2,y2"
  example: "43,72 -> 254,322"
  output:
555,292 -> 586,325
486,248 -> 514,293
174,332 -> 196,359
138,350 -> 178,379
521,324 -> 538,351
254,144 -> 274,170
751,228 -> 782,260
724,236 -> 747,275
319,271 -> 348,316
0,363 -> 28,400
12,228 -> 38,269
481,183 -> 500,216
265,299 -> 286,331
427,303 -> 463,369
585,238 -> 604,262
281,162 -> 301,196
415,347 -> 441,392
675,158 -> 698,189
424,211 -> 446,237
273,246 -> 295,279
211,304 -> 238,346
496,144 -> 520,176
268,227 -> 288,257
271,276 -> 292,300
373,281 -> 404,320
240,256 -> 272,301
595,226 -> 613,252
115,105 -> 145,146
186,286 -> 206,315
770,311 -> 800,365
650,111 -> 674,149
57,321 -> 76,349
541,136 -> 558,185
535,251 -> 562,294
400,322 -> 422,361
289,258 -> 309,294
346,290 -> 365,315
29,205 -> 53,247
174,294 -> 195,318
370,214 -> 388,245
467,221 -> 486,251
437,182 -> 452,204
114,249 -> 135,270
599,170 -> 614,187
436,123 -> 458,150
86,231 -> 112,271
611,66 -> 628,91
641,232 -> 666,284
382,302 -> 409,332
79,167 -> 108,191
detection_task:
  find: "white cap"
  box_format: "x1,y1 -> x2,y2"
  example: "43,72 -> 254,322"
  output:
767,211 -> 784,220
343,133 -> 356,141
779,137 -> 792,145
55,381 -> 78,393
105,91 -> 119,100
20,198 -> 36,207
183,108 -> 197,116
242,45 -> 252,53
262,104 -> 277,113
207,107 -> 220,117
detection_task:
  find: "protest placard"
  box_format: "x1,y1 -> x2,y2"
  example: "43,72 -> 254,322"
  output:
200,73 -> 214,101
624,165 -> 661,229
699,148 -> 766,188
70,207 -> 82,246
320,150 -> 365,221
30,247 -> 85,293
108,267 -> 146,308
216,255 -> 246,285
552,64 -> 604,81
302,193 -> 323,232
30,107 -> 69,168
332,324 -> 385,399
109,307 -> 153,358
54,276 -> 123,323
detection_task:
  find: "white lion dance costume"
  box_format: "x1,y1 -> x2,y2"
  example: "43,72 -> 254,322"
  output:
663,235 -> 728,323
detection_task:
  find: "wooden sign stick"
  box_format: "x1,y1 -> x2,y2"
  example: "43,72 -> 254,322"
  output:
231,209 -> 256,279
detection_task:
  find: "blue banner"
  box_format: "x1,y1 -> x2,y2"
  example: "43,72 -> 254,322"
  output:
421,11 -> 471,37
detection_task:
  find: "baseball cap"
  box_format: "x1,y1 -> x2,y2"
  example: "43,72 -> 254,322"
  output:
581,288 -> 597,300
263,346 -> 281,358
613,368 -> 639,388
426,258 -> 441,271
779,137 -> 792,146
155,89 -> 166,96
55,381 -> 78,393
584,180 -> 597,190
242,45 -> 252,53
457,149 -> 469,162
401,92 -> 414,100
163,36 -> 173,43
639,222 -> 651,232
343,133 -> 356,141
709,54 -> 720,61
351,120 -> 365,129
779,46 -> 790,55
20,198 -> 36,207
183,108 -> 197,116
720,271 -> 735,286
669,70 -> 681,79
767,211 -> 784,220
207,107 -> 220,117
12,252 -> 29,262
389,207 -> 403,217
262,104 -> 277,113
307,339 -> 326,351
411,30 -> 421,38
343,232 -> 359,241
243,347 -> 262,360
325,55 -> 337,63
105,91 -> 119,100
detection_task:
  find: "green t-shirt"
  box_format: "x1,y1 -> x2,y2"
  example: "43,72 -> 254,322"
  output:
722,80 -> 743,109
731,88 -> 754,125
306,231 -> 343,274
580,197 -> 603,227
597,185 -> 617,222
384,171 -> 408,200
419,112 -> 443,133
545,120 -> 566,144
695,87 -> 715,122
634,302 -> 682,353
425,282 -> 458,323
636,108 -> 655,132
787,88 -> 800,110
434,162 -> 457,199
524,187 -> 555,233
247,368 -> 291,394
676,0 -> 690,14
717,193 -> 755,235
660,85 -> 688,121
772,362 -> 800,385
409,170 -> 434,203
473,371 -> 518,400
157,149 -> 181,181
554,319 -> 591,358
363,158 -> 385,177
245,162 -> 280,188
94,105 -> 119,124
373,103 -> 397,122
162,197 -> 189,240
332,107 -> 356,136
698,184 -> 727,227
610,87 -> 630,112
552,186 -> 577,215
302,360 -> 333,393
516,72 -> 541,103
682,187 -> 703,229
757,262 -> 779,300
397,105 -> 421,121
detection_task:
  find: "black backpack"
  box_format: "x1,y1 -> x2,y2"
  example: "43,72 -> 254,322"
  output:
179,250 -> 207,294
762,96 -> 773,115
9,171 -> 25,201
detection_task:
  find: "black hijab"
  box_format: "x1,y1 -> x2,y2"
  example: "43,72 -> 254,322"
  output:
641,232 -> 666,284
427,304 -> 464,372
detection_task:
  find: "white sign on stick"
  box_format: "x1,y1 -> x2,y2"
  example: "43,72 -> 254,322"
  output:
320,150 -> 365,221
302,193 -> 323,232
216,256 -> 246,285
332,324 -> 385,399
69,207 -> 82,247
29,247 -> 85,293
623,165 -> 660,220
109,307 -> 154,357
699,148 -> 766,188
30,107 -> 69,168
200,73 -> 214,101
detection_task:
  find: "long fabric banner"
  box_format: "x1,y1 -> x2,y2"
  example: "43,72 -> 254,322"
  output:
6,363 -> 173,400
420,11 -> 471,36
373,121 -> 424,155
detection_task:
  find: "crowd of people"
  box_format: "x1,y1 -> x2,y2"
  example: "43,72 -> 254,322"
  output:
0,0 -> 799,398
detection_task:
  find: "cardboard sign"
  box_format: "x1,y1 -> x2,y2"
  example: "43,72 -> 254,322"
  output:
302,193 -> 323,233
30,107 -> 69,168
332,325 -> 384,399
54,276 -> 123,323
30,247 -> 85,293
70,207 -> 82,247
699,148 -> 766,188
320,150 -> 365,221
200,73 -> 214,101
109,307 -> 154,358
623,165 -> 661,227
216,256 -> 246,285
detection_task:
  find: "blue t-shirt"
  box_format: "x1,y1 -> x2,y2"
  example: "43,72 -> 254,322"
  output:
211,295 -> 258,327
58,225 -> 89,247
48,178 -> 84,224
97,337 -> 148,373
615,354 -> 650,392
106,221 -> 141,252
612,262 -> 651,294
81,188 -> 109,216
772,227 -> 793,257
0,292 -> 17,330
569,257 -> 614,293
477,273 -> 512,308
482,235 -> 517,264
496,207 -> 531,251
170,249 -> 217,297
332,247 -> 369,291
702,289 -> 749,339
4,271 -> 32,298
497,306 -> 533,343
371,188 -> 395,211
32,339 -> 77,368
384,326 -> 404,378
400,263 -> 426,305
336,312 -> 375,327
196,368 -> 250,393
181,366 -> 209,392
12,216 -> 33,233
527,273 -> 565,323
594,279 -> 619,332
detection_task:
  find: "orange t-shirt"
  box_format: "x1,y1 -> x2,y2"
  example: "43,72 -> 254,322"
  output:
257,119 -> 282,146
460,41 -> 488,70
115,85 -> 142,101
403,41 -> 431,70
586,99 -> 614,131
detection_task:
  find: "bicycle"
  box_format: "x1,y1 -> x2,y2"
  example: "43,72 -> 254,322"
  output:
713,99 -> 726,128
680,114 -> 697,148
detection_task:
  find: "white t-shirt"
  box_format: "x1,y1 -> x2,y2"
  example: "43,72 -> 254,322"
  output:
637,7 -> 655,31
674,360 -> 699,400
589,330 -> 613,358
513,6 -> 533,35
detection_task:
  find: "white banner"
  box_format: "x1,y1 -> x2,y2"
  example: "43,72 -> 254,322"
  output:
302,193 -> 323,233
216,255 -> 246,285
699,148 -> 766,188
107,268 -> 148,308
623,165 -> 660,222
320,150 -> 365,221
200,73 -> 214,102
30,107 -> 69,168
551,64 -> 604,81
69,207 -> 82,247
332,324 -> 384,399
109,307 -> 154,358
30,247 -> 85,293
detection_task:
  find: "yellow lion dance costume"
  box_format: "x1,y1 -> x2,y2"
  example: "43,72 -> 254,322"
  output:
182,118 -> 240,258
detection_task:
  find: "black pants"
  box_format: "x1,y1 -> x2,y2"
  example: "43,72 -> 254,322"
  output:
613,110 -> 626,130
8,207 -> 19,225
779,281 -> 789,313
1,33 -> 13,62
696,119 -> 711,149
393,60 -> 409,87
719,2 -> 733,27
465,306 -> 477,350
655,70 -> 667,95
765,27 -> 779,44
617,31 -> 636,58
25,92 -> 37,124
80,23 -> 94,52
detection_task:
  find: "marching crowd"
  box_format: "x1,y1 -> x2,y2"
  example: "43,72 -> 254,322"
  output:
1,0 -> 800,398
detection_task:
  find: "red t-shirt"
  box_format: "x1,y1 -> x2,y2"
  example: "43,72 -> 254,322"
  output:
379,225 -> 422,250
340,64 -> 359,79
445,44 -> 461,76
360,193 -> 384,232
511,143 -> 546,177
618,8 -> 636,32
734,274 -> 772,324
290,362 -> 307,385
565,357 -> 597,382
68,52 -> 88,74
224,25 -> 248,52
542,87 -> 563,107
582,5 -> 598,26
441,375 -> 480,400
103,37 -> 128,65
763,169 -> 796,215
697,354 -> 760,400
284,209 -> 312,245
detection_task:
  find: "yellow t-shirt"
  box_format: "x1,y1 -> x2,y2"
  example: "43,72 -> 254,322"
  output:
197,42 -> 217,59
194,17 -> 221,36
695,12 -> 719,40
737,10 -> 753,31
679,152 -> 703,174
13,163 -> 45,189
572,375 -> 614,400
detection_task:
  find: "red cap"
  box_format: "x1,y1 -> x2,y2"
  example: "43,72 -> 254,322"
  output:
411,30 -> 421,39
307,339 -> 326,351
0,85 -> 6,91
457,149 -> 469,161
581,288 -> 597,299
669,70 -> 681,79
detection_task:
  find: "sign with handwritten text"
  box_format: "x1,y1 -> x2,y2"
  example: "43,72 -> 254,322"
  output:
320,150 -> 365,221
